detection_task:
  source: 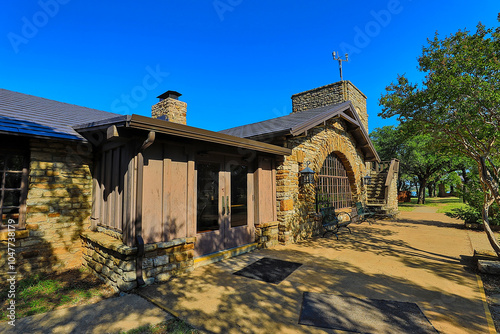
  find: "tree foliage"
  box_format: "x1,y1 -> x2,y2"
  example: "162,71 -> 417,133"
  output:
379,19 -> 500,255
370,125 -> 451,203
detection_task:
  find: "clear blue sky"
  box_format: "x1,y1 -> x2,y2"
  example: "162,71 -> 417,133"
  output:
1,1 -> 499,133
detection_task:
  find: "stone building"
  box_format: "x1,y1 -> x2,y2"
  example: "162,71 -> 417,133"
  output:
0,81 -> 398,291
222,80 -> 399,245
0,89 -> 118,277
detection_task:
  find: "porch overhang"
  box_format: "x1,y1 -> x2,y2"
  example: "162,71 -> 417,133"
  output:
73,114 -> 292,156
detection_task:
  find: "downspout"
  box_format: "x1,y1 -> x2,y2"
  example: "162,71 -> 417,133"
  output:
135,131 -> 155,287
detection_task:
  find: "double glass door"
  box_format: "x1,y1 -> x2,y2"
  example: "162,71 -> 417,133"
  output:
195,156 -> 253,257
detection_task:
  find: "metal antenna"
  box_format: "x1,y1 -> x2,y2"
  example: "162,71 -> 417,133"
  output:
332,51 -> 348,81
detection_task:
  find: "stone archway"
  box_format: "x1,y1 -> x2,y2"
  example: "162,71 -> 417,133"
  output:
316,151 -> 355,210
308,133 -> 364,203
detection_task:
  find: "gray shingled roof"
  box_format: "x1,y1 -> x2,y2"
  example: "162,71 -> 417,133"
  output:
0,89 -> 119,140
220,101 -> 380,161
220,101 -> 351,139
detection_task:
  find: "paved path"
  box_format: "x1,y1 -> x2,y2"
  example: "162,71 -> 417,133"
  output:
0,294 -> 172,334
0,207 -> 496,333
139,210 -> 495,334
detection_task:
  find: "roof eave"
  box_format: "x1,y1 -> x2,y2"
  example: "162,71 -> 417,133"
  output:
74,114 -> 292,156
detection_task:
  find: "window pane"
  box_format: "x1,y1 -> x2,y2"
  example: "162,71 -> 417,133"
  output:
197,162 -> 220,233
0,155 -> 4,170
7,155 -> 24,170
230,164 -> 247,227
3,190 -> 21,207
318,153 -> 352,210
5,172 -> 22,189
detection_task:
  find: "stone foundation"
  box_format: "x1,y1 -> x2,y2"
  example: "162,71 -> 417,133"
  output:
81,231 -> 195,291
255,221 -> 279,248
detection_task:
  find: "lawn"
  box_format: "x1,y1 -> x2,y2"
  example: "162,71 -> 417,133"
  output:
0,267 -> 198,334
0,267 -> 117,322
398,196 -> 467,213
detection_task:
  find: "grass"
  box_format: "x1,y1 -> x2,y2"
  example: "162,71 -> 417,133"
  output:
398,196 -> 467,213
0,267 -> 117,321
123,319 -> 199,334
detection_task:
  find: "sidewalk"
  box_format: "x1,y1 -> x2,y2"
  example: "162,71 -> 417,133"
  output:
138,209 -> 494,333
0,293 -> 172,334
0,208 -> 495,333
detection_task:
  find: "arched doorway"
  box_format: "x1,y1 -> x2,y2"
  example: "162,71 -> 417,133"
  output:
317,152 -> 353,210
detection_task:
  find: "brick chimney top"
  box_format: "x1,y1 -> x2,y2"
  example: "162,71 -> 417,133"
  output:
157,90 -> 182,101
152,90 -> 187,125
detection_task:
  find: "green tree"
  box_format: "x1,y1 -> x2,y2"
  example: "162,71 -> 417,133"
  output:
370,126 -> 451,204
379,20 -> 500,255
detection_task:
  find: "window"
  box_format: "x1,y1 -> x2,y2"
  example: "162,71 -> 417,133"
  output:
317,153 -> 352,210
0,139 -> 29,229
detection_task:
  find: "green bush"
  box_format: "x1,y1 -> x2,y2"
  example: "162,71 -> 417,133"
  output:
446,205 -> 500,225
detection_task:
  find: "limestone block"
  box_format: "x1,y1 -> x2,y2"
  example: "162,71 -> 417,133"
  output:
478,260 -> 500,275
280,199 -> 294,211
153,255 -> 170,267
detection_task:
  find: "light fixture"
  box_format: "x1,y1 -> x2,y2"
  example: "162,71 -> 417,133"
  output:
299,161 -> 315,186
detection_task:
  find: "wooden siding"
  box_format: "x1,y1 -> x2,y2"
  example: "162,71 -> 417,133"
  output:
254,156 -> 276,224
92,138 -> 278,247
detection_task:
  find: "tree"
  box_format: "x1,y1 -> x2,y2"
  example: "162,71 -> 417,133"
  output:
370,126 -> 451,203
379,20 -> 500,256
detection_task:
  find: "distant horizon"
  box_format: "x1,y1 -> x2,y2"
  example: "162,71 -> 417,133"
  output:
1,1 -> 499,134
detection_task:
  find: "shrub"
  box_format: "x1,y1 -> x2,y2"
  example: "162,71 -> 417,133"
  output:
446,205 -> 500,225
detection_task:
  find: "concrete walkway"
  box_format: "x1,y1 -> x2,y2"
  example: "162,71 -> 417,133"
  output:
0,294 -> 172,334
138,210 -> 495,334
0,208 -> 496,333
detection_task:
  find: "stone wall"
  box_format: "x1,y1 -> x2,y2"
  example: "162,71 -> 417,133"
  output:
0,138 -> 92,278
385,166 -> 399,215
276,118 -> 368,244
151,97 -> 187,125
291,81 -> 368,132
81,231 -> 195,291
255,221 -> 279,248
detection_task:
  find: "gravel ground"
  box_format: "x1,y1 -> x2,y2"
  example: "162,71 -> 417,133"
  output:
480,272 -> 500,333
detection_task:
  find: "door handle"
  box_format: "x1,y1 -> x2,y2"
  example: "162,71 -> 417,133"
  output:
226,196 -> 230,214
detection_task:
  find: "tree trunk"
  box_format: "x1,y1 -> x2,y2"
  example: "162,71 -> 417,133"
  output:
438,182 -> 446,197
417,178 -> 427,204
461,167 -> 468,203
478,157 -> 500,258
482,195 -> 500,257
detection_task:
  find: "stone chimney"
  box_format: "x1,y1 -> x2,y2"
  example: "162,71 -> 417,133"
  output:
152,90 -> 187,125
291,81 -> 368,131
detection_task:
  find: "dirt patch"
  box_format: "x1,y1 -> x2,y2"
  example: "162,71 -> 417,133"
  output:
480,272 -> 500,332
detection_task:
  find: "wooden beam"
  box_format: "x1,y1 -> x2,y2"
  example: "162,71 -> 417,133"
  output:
107,125 -> 119,140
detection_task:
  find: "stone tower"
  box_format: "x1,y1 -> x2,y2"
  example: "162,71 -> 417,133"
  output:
291,80 -> 368,131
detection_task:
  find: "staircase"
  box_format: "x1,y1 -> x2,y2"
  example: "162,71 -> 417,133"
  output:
366,170 -> 388,205
366,159 -> 399,214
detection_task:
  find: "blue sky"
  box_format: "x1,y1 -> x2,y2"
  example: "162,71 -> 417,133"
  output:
1,1 -> 499,133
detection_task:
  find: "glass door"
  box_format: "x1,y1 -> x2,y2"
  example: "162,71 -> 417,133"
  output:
194,157 -> 254,257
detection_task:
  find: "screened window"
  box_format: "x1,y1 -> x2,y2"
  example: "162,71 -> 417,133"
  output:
0,141 -> 29,229
317,153 -> 352,210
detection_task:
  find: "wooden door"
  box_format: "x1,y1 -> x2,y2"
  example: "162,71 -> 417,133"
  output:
195,157 -> 254,257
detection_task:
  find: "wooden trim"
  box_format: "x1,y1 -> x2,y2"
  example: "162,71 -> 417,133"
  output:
186,152 -> 196,237
127,115 -> 291,156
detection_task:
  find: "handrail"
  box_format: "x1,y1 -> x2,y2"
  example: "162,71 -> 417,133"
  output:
384,159 -> 399,204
